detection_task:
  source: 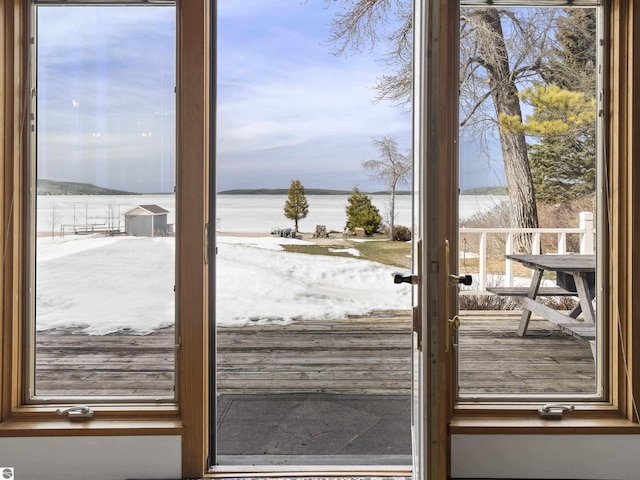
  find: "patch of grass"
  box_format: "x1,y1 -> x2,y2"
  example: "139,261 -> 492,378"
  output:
281,244 -> 355,259
347,240 -> 411,268
281,239 -> 412,268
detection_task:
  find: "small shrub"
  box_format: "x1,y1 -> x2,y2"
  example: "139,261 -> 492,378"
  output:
459,292 -> 577,311
537,196 -> 596,252
392,225 -> 412,241
540,296 -> 578,310
459,293 -> 518,311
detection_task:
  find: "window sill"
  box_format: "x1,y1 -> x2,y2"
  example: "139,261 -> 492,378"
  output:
0,404 -> 182,437
0,417 -> 182,437
451,415 -> 640,434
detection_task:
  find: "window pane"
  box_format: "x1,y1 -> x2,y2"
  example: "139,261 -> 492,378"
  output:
32,5 -> 176,398
456,6 -> 601,399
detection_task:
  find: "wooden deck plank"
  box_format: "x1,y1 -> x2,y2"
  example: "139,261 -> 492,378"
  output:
33,310 -> 596,397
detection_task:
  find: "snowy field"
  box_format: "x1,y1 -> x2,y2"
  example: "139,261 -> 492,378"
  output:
37,235 -> 175,334
36,234 -> 412,335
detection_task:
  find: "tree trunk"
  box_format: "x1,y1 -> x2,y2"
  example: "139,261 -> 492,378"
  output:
389,181 -> 396,240
475,9 -> 538,250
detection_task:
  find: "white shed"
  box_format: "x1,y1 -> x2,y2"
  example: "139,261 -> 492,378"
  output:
124,204 -> 170,237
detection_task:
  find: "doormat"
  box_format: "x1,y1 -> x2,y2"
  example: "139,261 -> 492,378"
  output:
216,393 -> 412,456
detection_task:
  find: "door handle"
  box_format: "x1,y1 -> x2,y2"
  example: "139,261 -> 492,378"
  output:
444,240 -> 469,352
393,273 -> 418,284
449,274 -> 472,286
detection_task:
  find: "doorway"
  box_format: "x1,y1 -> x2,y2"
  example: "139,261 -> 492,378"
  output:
211,0 -> 414,468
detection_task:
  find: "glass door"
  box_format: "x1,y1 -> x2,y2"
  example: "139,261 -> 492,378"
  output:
211,0 -> 414,470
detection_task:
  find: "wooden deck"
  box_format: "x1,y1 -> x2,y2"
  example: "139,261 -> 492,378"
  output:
35,310 -> 596,397
457,311 -> 596,395
36,327 -> 176,396
217,311 -> 411,395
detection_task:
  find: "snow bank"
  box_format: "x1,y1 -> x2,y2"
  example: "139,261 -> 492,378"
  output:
36,235 -> 411,334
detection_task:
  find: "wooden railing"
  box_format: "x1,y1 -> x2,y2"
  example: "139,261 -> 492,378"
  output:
459,212 -> 595,291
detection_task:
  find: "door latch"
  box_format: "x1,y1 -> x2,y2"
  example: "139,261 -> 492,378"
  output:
56,405 -> 94,419
538,404 -> 575,419
412,306 -> 422,351
446,315 -> 460,352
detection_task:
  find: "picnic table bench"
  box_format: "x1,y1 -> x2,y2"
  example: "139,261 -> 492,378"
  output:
487,254 -> 596,338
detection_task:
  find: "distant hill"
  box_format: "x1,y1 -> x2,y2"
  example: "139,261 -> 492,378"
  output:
37,179 -> 137,196
460,186 -> 508,195
218,188 -> 412,195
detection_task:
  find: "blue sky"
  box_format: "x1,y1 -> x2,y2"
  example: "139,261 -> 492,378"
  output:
37,2 -> 504,193
37,6 -> 176,193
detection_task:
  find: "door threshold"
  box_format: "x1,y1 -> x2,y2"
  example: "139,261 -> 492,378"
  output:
215,454 -> 411,466
210,456 -> 411,477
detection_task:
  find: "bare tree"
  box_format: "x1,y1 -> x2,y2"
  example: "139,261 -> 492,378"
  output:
322,3 -> 580,247
324,0 -> 413,107
106,203 -> 121,235
363,135 -> 411,239
459,9 -> 561,243
49,203 -> 61,239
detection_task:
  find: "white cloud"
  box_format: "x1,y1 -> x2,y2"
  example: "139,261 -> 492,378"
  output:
215,2 -> 410,161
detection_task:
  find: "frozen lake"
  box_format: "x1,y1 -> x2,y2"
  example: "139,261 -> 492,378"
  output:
34,192 -> 508,333
36,193 -> 507,234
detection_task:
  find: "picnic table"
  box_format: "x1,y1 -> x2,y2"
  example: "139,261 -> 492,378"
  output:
487,254 -> 596,337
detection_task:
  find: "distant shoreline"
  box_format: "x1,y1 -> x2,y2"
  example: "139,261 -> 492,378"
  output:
36,179 -> 507,197
217,187 -> 507,195
217,188 -> 402,195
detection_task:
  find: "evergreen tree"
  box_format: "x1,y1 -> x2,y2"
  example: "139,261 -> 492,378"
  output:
283,179 -> 309,231
542,9 -> 597,95
499,83 -> 596,203
532,9 -> 597,203
345,187 -> 382,236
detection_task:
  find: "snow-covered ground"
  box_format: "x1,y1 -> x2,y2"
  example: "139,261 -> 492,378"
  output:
36,234 -> 412,335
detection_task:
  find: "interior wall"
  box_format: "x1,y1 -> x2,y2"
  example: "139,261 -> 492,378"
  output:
452,434 -> 640,479
0,435 -> 181,480
1,434 -> 639,479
